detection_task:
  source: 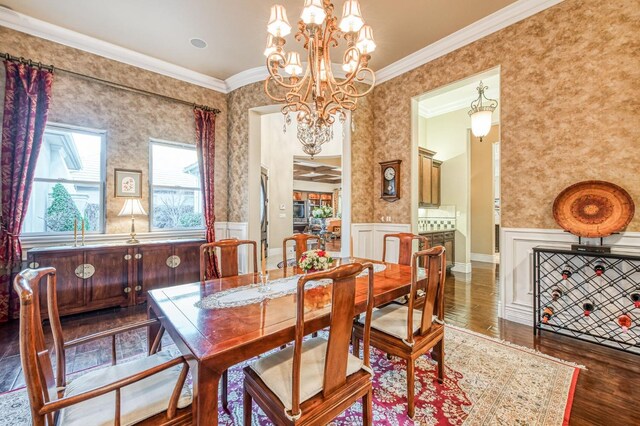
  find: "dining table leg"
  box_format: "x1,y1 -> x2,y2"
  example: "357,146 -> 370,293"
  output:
146,305 -> 161,355
191,360 -> 223,426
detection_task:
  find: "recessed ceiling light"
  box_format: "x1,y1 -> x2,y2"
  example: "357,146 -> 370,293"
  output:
189,38 -> 207,49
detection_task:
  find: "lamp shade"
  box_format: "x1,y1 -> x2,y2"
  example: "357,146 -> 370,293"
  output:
118,198 -> 147,217
339,0 -> 364,33
470,110 -> 493,139
356,25 -> 376,54
267,4 -> 291,37
300,0 -> 326,25
284,51 -> 303,76
264,34 -> 277,57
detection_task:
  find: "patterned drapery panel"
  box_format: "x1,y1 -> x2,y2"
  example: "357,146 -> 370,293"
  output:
194,108 -> 221,279
0,61 -> 53,322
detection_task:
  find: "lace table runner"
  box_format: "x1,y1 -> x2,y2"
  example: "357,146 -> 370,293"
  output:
196,263 -> 387,310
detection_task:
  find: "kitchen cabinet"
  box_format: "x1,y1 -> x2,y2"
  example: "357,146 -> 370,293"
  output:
418,147 -> 442,208
420,231 -> 455,271
26,239 -> 204,317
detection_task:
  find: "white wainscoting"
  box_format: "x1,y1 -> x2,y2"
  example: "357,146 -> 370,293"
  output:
500,228 -> 640,326
351,223 -> 412,262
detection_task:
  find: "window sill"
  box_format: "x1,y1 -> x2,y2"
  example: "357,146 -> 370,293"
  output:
20,229 -> 206,253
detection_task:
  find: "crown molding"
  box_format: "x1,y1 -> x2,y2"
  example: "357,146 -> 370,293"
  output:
0,7 -> 228,93
0,0 -> 562,94
375,0 -> 564,85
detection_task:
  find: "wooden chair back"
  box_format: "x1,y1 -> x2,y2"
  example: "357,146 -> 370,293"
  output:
290,263 -> 375,418
200,239 -> 258,280
406,246 -> 446,345
382,233 -> 428,266
14,268 -> 66,426
282,233 -> 321,268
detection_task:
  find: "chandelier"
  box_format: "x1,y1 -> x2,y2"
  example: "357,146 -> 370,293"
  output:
468,81 -> 498,142
264,0 -> 376,157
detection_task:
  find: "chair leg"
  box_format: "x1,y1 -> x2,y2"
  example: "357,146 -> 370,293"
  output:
435,340 -> 445,384
351,333 -> 360,356
222,369 -> 229,412
362,389 -> 373,425
407,358 -> 415,418
243,385 -> 253,424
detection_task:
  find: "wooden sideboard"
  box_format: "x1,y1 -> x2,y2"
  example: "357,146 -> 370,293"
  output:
420,231 -> 455,270
25,239 -> 204,318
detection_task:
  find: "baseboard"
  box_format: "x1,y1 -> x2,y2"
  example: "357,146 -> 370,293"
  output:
470,252 -> 499,263
451,262 -> 472,274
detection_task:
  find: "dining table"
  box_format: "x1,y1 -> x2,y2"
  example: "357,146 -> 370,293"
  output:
146,257 -> 418,426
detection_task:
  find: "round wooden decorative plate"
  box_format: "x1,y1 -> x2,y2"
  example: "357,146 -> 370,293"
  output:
553,180 -> 635,238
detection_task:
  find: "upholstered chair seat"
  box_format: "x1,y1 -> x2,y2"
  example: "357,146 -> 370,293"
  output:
358,304 -> 439,341
250,337 -> 368,411
59,350 -> 192,426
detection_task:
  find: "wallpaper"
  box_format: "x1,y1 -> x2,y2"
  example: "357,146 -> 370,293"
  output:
227,81 -> 375,224
0,27 -> 228,233
372,0 -> 640,230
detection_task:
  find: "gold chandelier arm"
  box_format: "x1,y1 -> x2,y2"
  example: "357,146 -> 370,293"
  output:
264,77 -> 287,103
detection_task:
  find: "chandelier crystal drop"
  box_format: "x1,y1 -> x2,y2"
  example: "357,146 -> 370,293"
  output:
468,81 -> 498,142
264,0 -> 375,158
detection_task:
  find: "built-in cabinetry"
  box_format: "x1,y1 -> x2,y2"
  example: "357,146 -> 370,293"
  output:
26,239 -> 203,317
418,148 -> 442,208
420,231 -> 455,270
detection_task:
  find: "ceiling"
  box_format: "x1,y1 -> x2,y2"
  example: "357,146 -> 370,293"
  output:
293,157 -> 342,184
0,0 -> 518,80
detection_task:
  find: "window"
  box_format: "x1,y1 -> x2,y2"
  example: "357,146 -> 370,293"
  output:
23,124 -> 105,234
150,140 -> 203,230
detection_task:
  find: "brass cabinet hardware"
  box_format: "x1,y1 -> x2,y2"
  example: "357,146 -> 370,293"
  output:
124,287 -> 131,293
74,264 -> 95,279
134,253 -> 142,259
134,285 -> 142,291
29,262 -> 40,269
124,254 -> 132,260
166,255 -> 181,268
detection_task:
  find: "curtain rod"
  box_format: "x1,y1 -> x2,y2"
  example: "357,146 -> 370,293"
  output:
0,52 -> 221,115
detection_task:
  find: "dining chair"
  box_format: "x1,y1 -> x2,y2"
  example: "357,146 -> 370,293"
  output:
200,238 -> 258,280
243,263 -> 376,425
280,233 -> 321,269
382,232 -> 428,266
199,238 -> 258,411
352,246 -> 447,418
14,267 -> 192,426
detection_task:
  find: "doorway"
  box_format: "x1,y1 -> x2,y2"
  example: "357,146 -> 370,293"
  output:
412,67 -> 501,272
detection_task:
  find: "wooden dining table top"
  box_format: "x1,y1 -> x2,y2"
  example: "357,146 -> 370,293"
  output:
147,258 -> 416,367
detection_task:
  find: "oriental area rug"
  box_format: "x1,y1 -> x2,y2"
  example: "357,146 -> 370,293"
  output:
0,325 -> 581,426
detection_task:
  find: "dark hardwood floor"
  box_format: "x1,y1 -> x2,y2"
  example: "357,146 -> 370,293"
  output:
0,261 -> 637,425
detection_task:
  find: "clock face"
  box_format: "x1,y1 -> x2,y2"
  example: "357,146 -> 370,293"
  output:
384,167 -> 396,181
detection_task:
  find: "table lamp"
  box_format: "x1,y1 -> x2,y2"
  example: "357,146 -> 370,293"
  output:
118,198 -> 147,243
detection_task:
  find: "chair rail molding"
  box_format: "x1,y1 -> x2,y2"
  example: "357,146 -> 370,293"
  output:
499,227 -> 640,326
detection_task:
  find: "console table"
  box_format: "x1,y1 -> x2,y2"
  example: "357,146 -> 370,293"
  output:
25,239 -> 204,318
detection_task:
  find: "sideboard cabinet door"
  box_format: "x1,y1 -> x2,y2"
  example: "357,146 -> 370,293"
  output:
30,251 -> 85,318
173,242 -> 201,284
85,247 -> 132,309
134,244 -> 174,303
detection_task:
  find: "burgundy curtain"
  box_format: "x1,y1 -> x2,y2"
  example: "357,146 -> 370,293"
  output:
194,108 -> 221,279
0,61 -> 53,321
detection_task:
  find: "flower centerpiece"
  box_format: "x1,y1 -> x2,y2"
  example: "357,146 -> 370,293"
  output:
298,249 -> 334,273
311,205 -> 333,218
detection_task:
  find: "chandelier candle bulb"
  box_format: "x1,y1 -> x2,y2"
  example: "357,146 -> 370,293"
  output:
267,4 -> 291,37
284,51 -> 303,76
339,0 -> 365,33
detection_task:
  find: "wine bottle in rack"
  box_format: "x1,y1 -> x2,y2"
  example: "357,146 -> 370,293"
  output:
593,260 -> 606,277
617,313 -> 632,333
561,265 -> 572,280
551,284 -> 565,301
631,292 -> 640,309
541,306 -> 554,324
582,301 -> 595,316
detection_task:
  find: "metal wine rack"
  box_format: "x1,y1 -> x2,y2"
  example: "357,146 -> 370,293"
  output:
533,246 -> 640,355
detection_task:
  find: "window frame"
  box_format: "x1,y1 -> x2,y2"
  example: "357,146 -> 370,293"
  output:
22,122 -> 107,236
149,138 -> 204,232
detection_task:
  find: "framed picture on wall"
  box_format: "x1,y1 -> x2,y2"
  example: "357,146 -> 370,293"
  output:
114,169 -> 142,198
